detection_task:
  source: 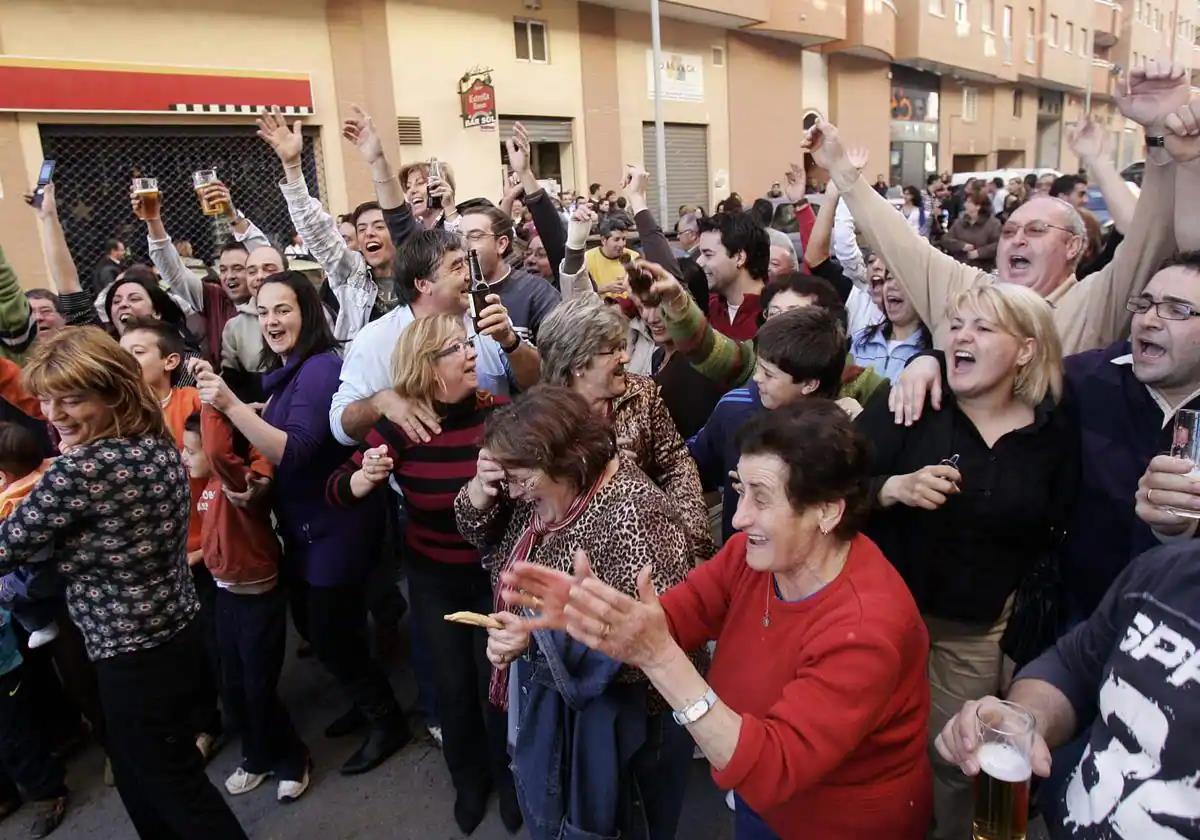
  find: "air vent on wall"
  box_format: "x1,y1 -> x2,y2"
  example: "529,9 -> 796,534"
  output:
396,116 -> 423,145
712,46 -> 725,67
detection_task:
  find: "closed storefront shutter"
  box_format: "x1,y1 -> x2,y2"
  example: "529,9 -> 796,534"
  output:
642,122 -> 709,229
498,116 -> 573,144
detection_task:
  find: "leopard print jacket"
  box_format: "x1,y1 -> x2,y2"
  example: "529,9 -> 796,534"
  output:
610,373 -> 715,566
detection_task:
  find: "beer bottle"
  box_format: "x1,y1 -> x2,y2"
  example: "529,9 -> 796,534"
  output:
466,249 -> 489,332
428,157 -> 443,211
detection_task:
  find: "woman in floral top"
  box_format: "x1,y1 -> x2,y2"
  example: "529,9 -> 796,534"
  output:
0,327 -> 246,839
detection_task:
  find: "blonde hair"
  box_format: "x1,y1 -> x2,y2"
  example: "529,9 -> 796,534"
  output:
22,326 -> 168,442
946,283 -> 1063,406
390,314 -> 466,400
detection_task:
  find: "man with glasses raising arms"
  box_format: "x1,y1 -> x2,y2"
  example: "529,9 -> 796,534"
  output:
802,61 -> 1194,357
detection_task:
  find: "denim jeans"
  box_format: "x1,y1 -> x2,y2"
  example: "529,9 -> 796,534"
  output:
629,712 -> 693,839
733,794 -> 781,840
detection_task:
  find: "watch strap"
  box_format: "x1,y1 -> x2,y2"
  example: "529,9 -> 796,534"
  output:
1146,134 -> 1166,148
672,688 -> 718,726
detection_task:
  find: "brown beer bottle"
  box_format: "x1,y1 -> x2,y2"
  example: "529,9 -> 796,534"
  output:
466,249 -> 490,333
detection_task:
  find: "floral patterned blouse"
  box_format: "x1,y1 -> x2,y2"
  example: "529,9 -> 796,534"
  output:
0,435 -> 199,661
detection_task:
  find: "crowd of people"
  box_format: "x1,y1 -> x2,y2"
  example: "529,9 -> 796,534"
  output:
0,56 -> 1197,840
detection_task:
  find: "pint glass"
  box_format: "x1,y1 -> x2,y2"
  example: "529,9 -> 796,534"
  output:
132,178 -> 160,218
193,169 -> 228,216
972,700 -> 1034,840
1167,409 -> 1200,519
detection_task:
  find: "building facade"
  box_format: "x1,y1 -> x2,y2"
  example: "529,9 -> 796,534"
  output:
0,0 -> 1196,287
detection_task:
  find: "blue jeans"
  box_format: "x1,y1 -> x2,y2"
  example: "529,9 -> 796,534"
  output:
629,712 -> 694,839
734,794 -> 781,840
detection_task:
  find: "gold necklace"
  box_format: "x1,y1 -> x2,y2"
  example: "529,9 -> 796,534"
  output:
762,542 -> 851,628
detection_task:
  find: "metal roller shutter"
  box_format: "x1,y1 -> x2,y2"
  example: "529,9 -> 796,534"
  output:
498,116 -> 573,143
642,122 -> 709,228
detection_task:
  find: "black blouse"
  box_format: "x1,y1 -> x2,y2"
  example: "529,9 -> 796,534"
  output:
857,380 -> 1080,624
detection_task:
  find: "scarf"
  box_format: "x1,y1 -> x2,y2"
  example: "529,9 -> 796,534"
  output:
488,469 -> 608,709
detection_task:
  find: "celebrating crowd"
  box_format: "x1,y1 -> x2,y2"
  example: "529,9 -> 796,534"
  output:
0,56 -> 1197,840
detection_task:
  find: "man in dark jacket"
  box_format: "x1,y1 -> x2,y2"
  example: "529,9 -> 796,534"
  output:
91,238 -> 125,297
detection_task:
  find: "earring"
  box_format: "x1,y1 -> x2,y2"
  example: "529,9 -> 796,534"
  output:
819,523 -> 831,536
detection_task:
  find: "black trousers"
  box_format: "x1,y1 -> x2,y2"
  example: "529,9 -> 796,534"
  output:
95,621 -> 247,840
188,566 -> 223,739
408,560 -> 512,795
215,586 -> 307,779
0,665 -> 66,803
306,582 -> 398,716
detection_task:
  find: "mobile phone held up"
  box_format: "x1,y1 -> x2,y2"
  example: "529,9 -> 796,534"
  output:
30,160 -> 55,209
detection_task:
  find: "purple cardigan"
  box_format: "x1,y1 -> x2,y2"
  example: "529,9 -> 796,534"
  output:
262,351 -> 381,586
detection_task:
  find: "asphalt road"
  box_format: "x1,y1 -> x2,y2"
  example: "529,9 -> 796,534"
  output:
0,624 -> 733,840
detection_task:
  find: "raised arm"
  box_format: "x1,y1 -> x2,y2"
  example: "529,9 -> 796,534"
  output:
622,164 -> 684,278
804,120 -> 981,334
1164,96 -> 1200,252
651,265 -> 755,390
134,189 -> 204,314
804,181 -> 839,270
1068,117 -> 1138,234
24,183 -> 93,330
507,122 -> 566,284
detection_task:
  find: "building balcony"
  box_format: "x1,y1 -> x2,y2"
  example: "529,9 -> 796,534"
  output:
745,0 -> 848,44
1090,58 -> 1118,98
826,0 -> 897,60
1092,0 -> 1120,46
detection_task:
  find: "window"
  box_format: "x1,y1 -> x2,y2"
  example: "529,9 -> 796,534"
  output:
955,0 -> 969,24
1049,14 -> 1059,46
1066,21 -> 1074,51
930,0 -> 946,15
983,0 -> 995,30
1027,7 -> 1037,61
711,46 -> 725,67
513,19 -> 549,63
1003,5 -> 1014,61
1013,89 -> 1023,117
963,86 -> 979,122
1137,0 -> 1143,22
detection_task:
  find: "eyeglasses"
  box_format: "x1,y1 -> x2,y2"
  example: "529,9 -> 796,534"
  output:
595,340 -> 629,357
1125,296 -> 1200,321
504,472 -> 540,494
462,231 -> 498,244
1000,220 -> 1076,239
433,336 -> 476,359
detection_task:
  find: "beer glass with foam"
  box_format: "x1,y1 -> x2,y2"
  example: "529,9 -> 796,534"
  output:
192,169 -> 228,217
972,700 -> 1034,840
132,178 -> 160,219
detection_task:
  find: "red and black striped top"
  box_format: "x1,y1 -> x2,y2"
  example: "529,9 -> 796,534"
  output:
326,391 -> 507,566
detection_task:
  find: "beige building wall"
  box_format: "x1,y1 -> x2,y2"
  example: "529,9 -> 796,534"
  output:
0,0 -> 349,289
611,11 -> 730,205
991,83 -> 1039,166
578,3 -> 623,193
827,54 -> 892,181
727,32 -> 806,196
384,0 -> 587,202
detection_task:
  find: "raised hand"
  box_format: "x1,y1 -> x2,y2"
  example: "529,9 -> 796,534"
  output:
784,163 -> 806,203
506,122 -> 532,174
199,181 -> 236,220
846,145 -> 870,171
25,181 -> 58,222
1067,116 -> 1107,162
623,164 -> 650,212
130,187 -> 161,222
342,104 -> 384,165
1163,99 -> 1200,163
1116,59 -> 1189,129
800,119 -> 850,174
358,444 -> 394,484
255,106 -> 304,168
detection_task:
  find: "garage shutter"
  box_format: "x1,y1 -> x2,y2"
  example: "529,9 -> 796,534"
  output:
642,122 -> 709,228
498,116 -> 573,143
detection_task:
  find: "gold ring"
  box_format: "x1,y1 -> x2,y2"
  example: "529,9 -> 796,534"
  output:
1149,488 -> 1156,506
602,622 -> 612,639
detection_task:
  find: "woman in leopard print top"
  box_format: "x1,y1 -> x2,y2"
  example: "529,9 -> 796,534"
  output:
533,295 -> 715,566
0,328 -> 245,838
453,386 -> 694,839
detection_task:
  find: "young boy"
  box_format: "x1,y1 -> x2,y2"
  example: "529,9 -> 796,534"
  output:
0,423 -> 58,648
0,606 -> 69,837
118,318 -> 222,760
182,400 -> 310,802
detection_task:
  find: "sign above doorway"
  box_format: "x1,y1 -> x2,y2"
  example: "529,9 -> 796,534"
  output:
459,67 -> 497,129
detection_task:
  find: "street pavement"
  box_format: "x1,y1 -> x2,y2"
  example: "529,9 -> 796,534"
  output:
0,624 -> 733,840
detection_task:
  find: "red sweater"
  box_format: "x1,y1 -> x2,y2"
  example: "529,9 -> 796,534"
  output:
707,292 -> 761,341
661,533 -> 932,839
196,405 -> 280,587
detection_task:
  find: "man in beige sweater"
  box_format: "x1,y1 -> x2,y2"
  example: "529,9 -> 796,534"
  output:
803,61 -> 1192,358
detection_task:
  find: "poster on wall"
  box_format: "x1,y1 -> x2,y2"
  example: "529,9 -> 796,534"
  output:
645,51 -> 704,103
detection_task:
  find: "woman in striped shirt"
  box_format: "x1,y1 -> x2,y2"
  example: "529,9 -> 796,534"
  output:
326,314 -> 517,835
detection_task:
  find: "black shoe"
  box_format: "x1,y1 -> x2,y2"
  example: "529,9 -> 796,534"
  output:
339,712 -> 411,775
324,706 -> 365,738
453,785 -> 489,835
498,784 -> 523,834
29,795 -> 66,839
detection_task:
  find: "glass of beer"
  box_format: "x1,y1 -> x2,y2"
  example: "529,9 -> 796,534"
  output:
132,177 -> 160,219
972,699 -> 1034,840
1167,409 -> 1200,519
192,169 -> 228,217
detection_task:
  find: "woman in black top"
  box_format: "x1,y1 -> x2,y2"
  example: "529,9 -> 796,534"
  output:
856,283 -> 1077,840
0,327 -> 246,840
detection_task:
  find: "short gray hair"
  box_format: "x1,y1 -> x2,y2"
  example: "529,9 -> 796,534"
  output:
678,212 -> 699,234
538,295 -> 628,386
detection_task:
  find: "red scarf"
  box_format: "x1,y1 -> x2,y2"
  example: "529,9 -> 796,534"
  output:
489,469 -> 608,709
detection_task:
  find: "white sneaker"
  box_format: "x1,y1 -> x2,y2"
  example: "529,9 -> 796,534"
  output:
277,767 -> 310,803
225,767 -> 268,795
27,622 -> 59,649
427,725 -> 443,747
725,790 -> 736,811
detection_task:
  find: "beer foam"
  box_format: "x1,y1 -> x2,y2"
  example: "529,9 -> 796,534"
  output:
976,742 -> 1031,783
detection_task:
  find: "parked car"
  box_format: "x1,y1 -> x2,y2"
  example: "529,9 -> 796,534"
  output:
1120,160 -> 1144,187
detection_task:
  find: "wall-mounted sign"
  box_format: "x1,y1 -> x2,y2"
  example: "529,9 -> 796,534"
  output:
646,51 -> 704,103
0,56 -> 312,115
459,68 -> 497,128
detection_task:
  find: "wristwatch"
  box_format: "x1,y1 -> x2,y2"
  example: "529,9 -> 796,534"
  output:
501,333 -> 522,354
1145,133 -> 1166,148
672,688 -> 718,726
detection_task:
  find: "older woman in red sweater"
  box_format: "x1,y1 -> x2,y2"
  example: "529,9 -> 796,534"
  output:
500,399 -> 932,839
